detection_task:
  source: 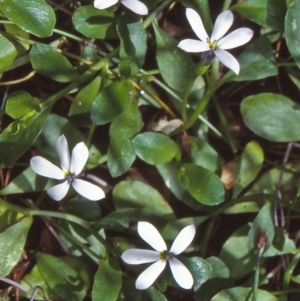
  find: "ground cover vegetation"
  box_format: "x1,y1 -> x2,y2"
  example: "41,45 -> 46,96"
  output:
0,0 -> 299,300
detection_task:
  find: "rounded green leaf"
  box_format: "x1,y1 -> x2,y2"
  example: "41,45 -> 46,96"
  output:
285,0 -> 300,69
0,216 -> 32,277
179,163 -> 224,206
92,258 -> 122,301
72,6 -> 117,39
117,13 -> 147,69
0,0 -> 55,38
0,34 -> 17,73
113,180 -> 174,216
5,91 -> 40,119
30,43 -> 79,82
36,252 -> 90,301
91,81 -> 132,125
153,22 -> 196,92
241,93 -> 300,141
132,132 -> 178,165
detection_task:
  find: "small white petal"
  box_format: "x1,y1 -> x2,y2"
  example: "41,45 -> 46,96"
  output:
70,142 -> 89,176
94,0 -> 118,9
122,249 -> 160,264
72,178 -> 105,201
121,0 -> 148,15
47,180 -> 70,201
56,135 -> 70,172
170,225 -> 196,255
218,28 -> 253,50
135,260 -> 166,290
186,8 -> 209,42
30,156 -> 65,180
138,222 -> 167,252
178,39 -> 210,53
214,48 -> 240,75
211,10 -> 233,41
169,257 -> 194,289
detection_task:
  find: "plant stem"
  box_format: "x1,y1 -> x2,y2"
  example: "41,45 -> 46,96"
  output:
252,248 -> 264,301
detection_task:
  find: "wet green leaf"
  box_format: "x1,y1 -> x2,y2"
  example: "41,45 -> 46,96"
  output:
0,0 -> 55,37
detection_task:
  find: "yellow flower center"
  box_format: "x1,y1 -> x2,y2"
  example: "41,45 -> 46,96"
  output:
207,39 -> 218,50
160,250 -> 174,260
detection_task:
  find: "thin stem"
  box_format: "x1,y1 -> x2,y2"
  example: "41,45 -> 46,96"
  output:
143,0 -> 173,29
53,28 -> 83,42
200,217 -> 216,257
252,248 -> 264,301
222,0 -> 232,10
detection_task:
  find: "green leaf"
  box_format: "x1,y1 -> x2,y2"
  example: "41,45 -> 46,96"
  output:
263,227 -> 296,257
0,167 -> 54,195
98,208 -> 165,231
232,36 -> 278,81
0,0 -> 55,38
190,137 -> 220,172
5,91 -> 40,119
0,34 -> 17,73
132,132 -> 178,165
30,43 -> 79,82
157,162 -> 205,211
219,224 -> 257,279
233,141 -> 264,197
153,22 -> 196,92
36,252 -> 90,301
92,258 -> 122,301
107,101 -> 141,177
72,6 -> 117,39
184,257 -> 212,290
0,106 -> 50,168
179,163 -> 224,206
241,93 -> 300,141
231,0 -> 286,31
91,81 -> 132,125
117,13 -> 147,69
285,0 -> 300,69
196,257 -> 233,301
113,180 -> 174,217
211,287 -> 278,301
0,216 -> 32,277
248,202 -> 274,251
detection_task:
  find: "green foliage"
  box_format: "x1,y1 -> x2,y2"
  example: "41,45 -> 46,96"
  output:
0,35 -> 17,73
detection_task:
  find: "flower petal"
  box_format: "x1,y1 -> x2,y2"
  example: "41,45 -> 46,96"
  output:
178,39 -> 210,53
135,260 -> 166,290
169,257 -> 194,289
70,142 -> 89,176
170,225 -> 196,255
186,8 -> 209,42
137,222 -> 167,252
56,135 -> 70,172
47,180 -> 70,201
214,48 -> 240,75
211,10 -> 233,41
30,156 -> 65,180
72,178 -> 105,201
121,0 -> 148,15
122,249 -> 160,264
94,0 -> 118,9
218,28 -> 253,50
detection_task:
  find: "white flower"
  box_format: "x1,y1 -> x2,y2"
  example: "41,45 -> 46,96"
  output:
94,0 -> 148,15
121,221 -> 195,290
178,8 -> 253,75
30,135 -> 105,201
